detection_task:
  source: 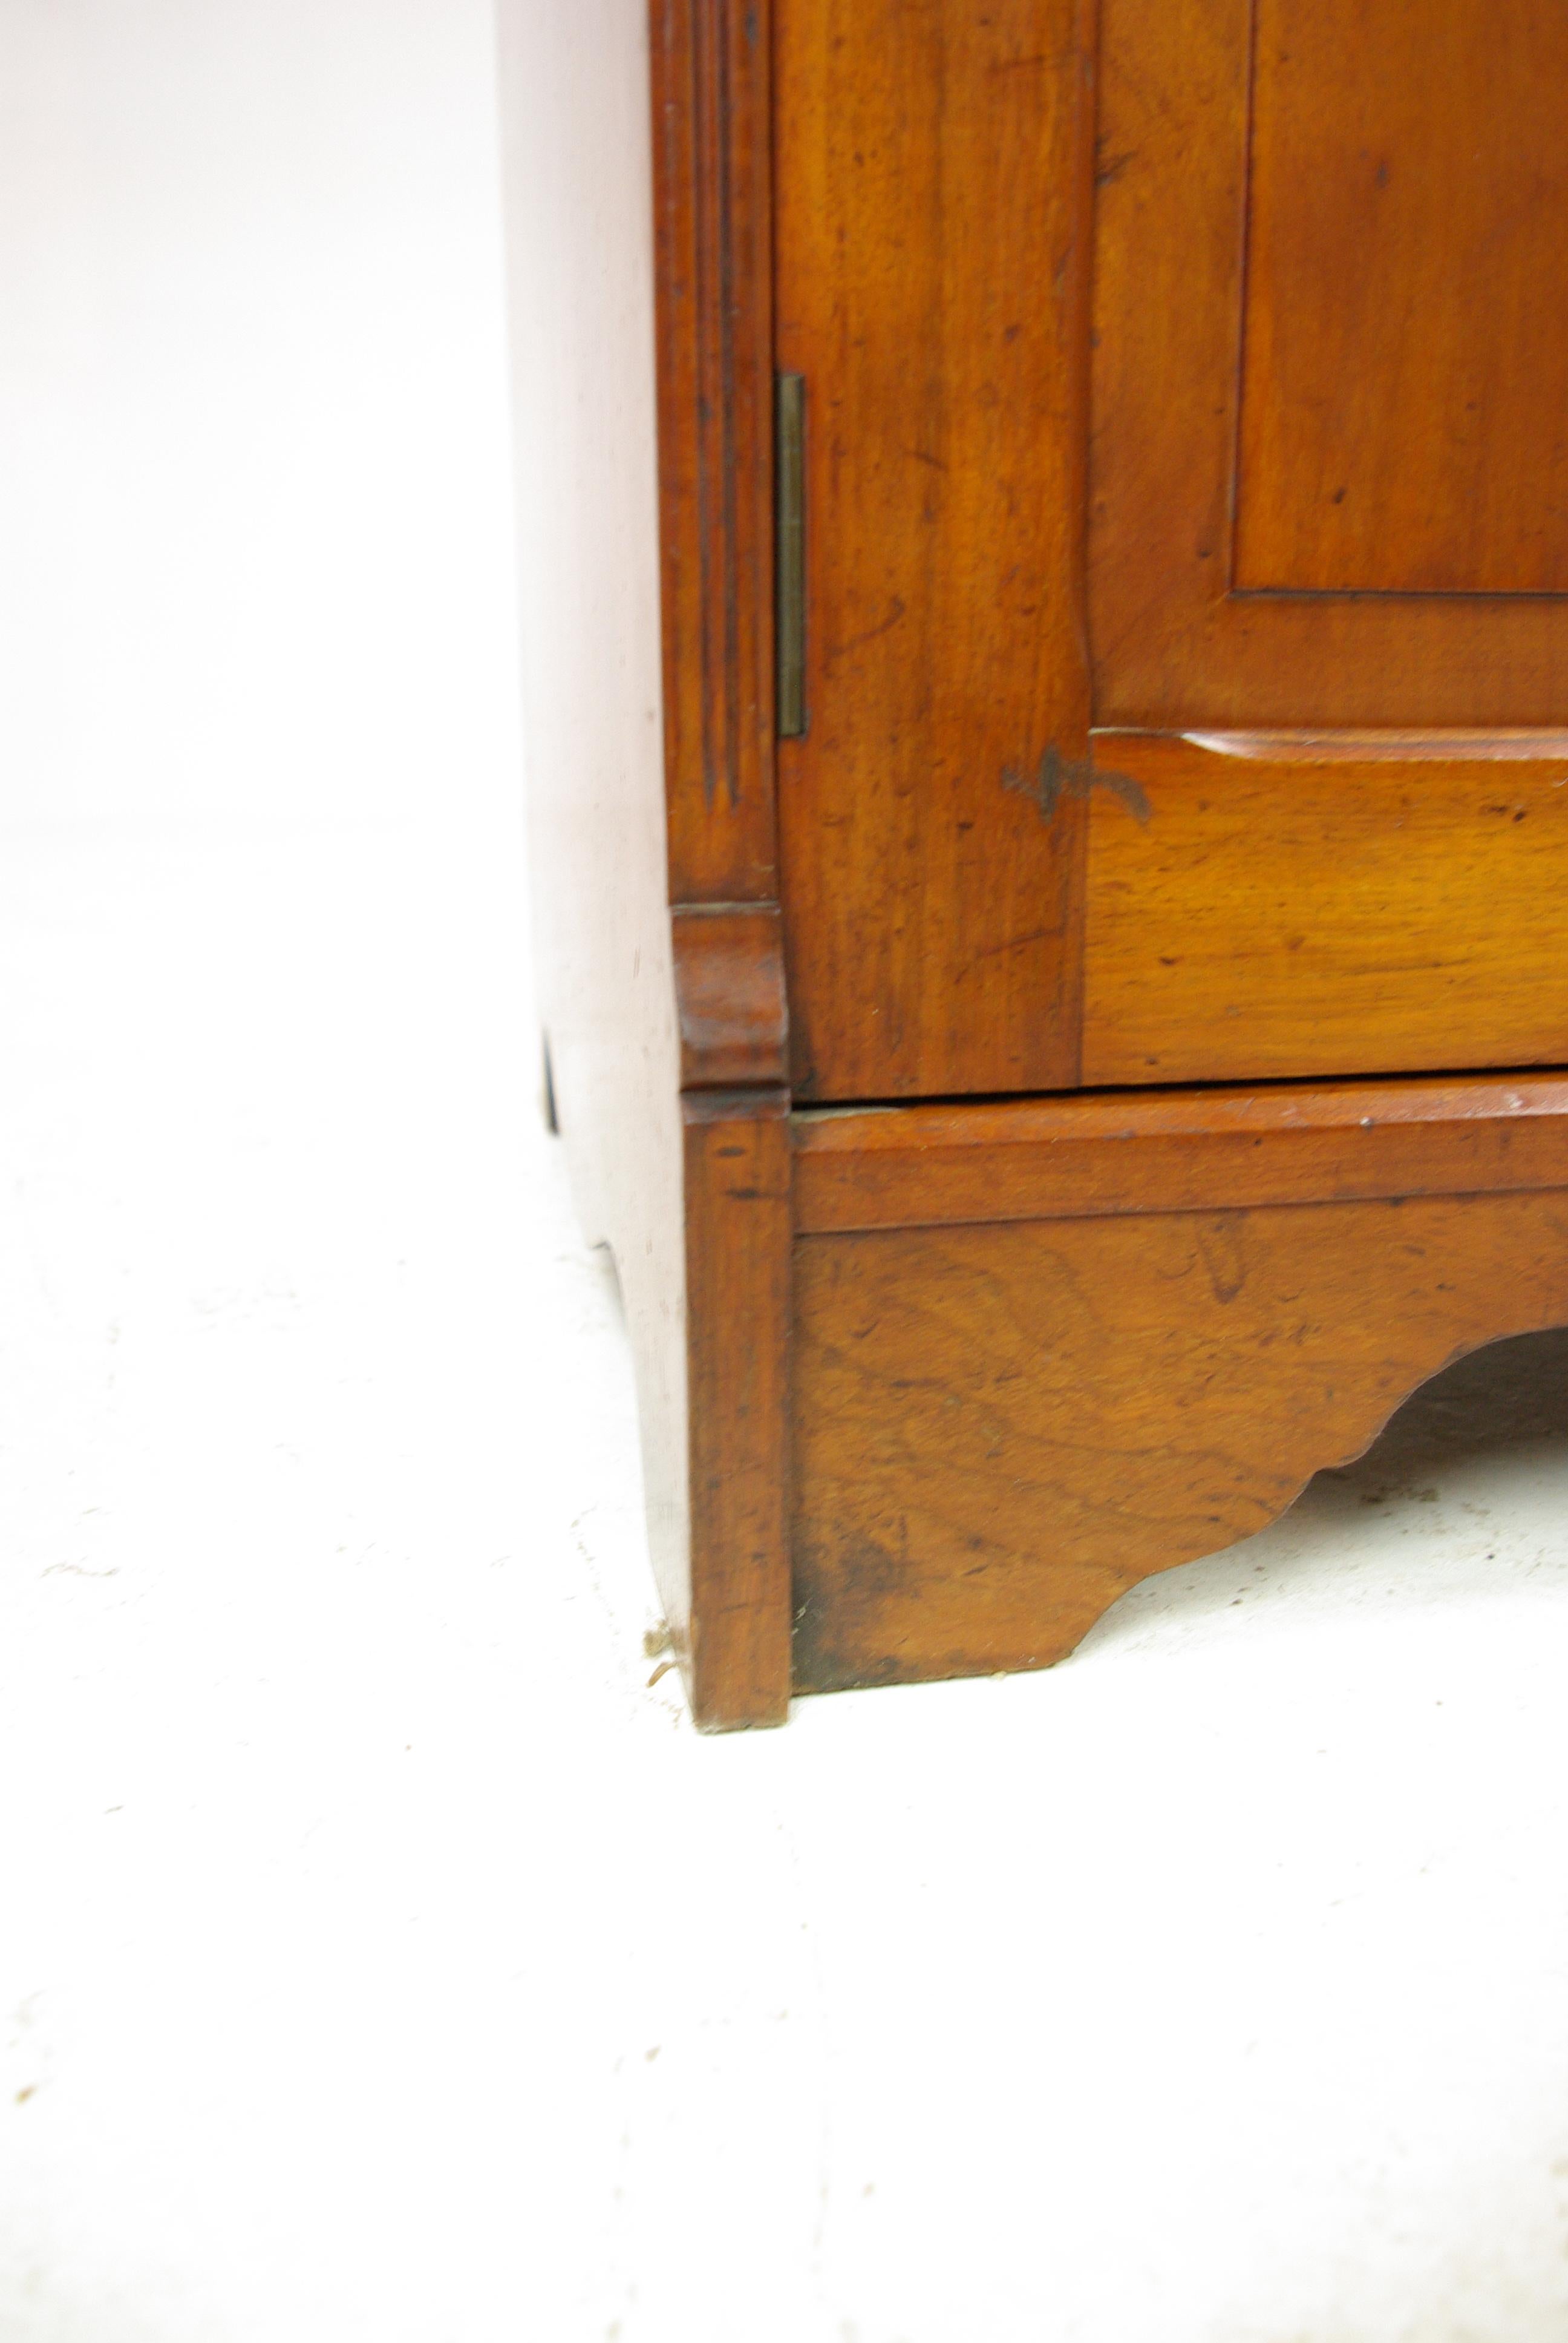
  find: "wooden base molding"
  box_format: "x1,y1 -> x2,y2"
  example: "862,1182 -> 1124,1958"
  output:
786,1074 -> 1568,1696
792,1187 -> 1568,1693
569,1064 -> 1568,1726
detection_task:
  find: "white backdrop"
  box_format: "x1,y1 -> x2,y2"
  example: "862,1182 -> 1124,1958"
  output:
0,0 -> 523,834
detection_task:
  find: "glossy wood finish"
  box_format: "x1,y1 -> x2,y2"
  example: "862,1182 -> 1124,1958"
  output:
794,1183 -> 1568,1693
1235,0 -> 1568,596
650,0 -> 779,902
1091,0 -> 1568,729
1082,732 -> 1568,1084
684,1092 -> 794,1725
795,1074 -> 1568,1694
647,2 -> 795,1720
671,903 -> 789,1087
794,1073 -> 1568,1234
774,0 -> 1096,1100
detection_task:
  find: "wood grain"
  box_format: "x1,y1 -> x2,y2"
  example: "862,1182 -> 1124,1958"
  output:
671,903 -> 789,1086
1235,0 -> 1568,595
1090,0 -> 1568,729
793,1188 -> 1568,1692
684,1092 -> 794,1728
1082,731 -> 1568,1084
509,0 -> 1568,1726
650,0 -> 779,900
793,1073 -> 1568,1234
774,0 -> 1096,1100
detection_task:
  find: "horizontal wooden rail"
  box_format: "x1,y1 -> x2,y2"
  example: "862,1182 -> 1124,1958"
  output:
792,1072 -> 1568,1235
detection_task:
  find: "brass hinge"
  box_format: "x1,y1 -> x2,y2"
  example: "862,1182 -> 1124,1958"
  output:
776,373 -> 806,738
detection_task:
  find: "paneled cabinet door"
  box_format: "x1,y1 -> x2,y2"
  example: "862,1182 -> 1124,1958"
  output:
775,0 -> 1568,1102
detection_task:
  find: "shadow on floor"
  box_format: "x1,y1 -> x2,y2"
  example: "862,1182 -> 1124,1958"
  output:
1322,1322 -> 1568,1483
1077,1323 -> 1568,1659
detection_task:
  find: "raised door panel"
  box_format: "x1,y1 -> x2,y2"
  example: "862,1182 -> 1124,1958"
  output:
1090,0 -> 1568,729
1234,0 -> 1568,598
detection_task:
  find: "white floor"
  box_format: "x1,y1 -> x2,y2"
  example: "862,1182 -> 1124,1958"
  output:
4,7 -> 1568,2340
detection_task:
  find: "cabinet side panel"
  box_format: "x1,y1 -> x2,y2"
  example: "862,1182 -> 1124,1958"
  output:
496,0 -> 691,1638
774,0 -> 1096,1101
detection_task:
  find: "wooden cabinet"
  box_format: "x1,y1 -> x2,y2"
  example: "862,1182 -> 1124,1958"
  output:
498,0 -> 1568,1726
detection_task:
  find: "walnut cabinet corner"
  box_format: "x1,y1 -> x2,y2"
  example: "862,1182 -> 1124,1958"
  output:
497,0 -> 1568,1727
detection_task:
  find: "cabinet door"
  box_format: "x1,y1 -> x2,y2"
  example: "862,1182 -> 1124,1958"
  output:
776,0 -> 1568,1100
774,0 -> 1097,1102
1083,0 -> 1568,1086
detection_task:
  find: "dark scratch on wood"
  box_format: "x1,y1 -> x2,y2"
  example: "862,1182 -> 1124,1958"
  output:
1001,745 -> 1152,825
1095,146 -> 1140,187
964,925 -> 1056,966
823,597 -> 908,668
